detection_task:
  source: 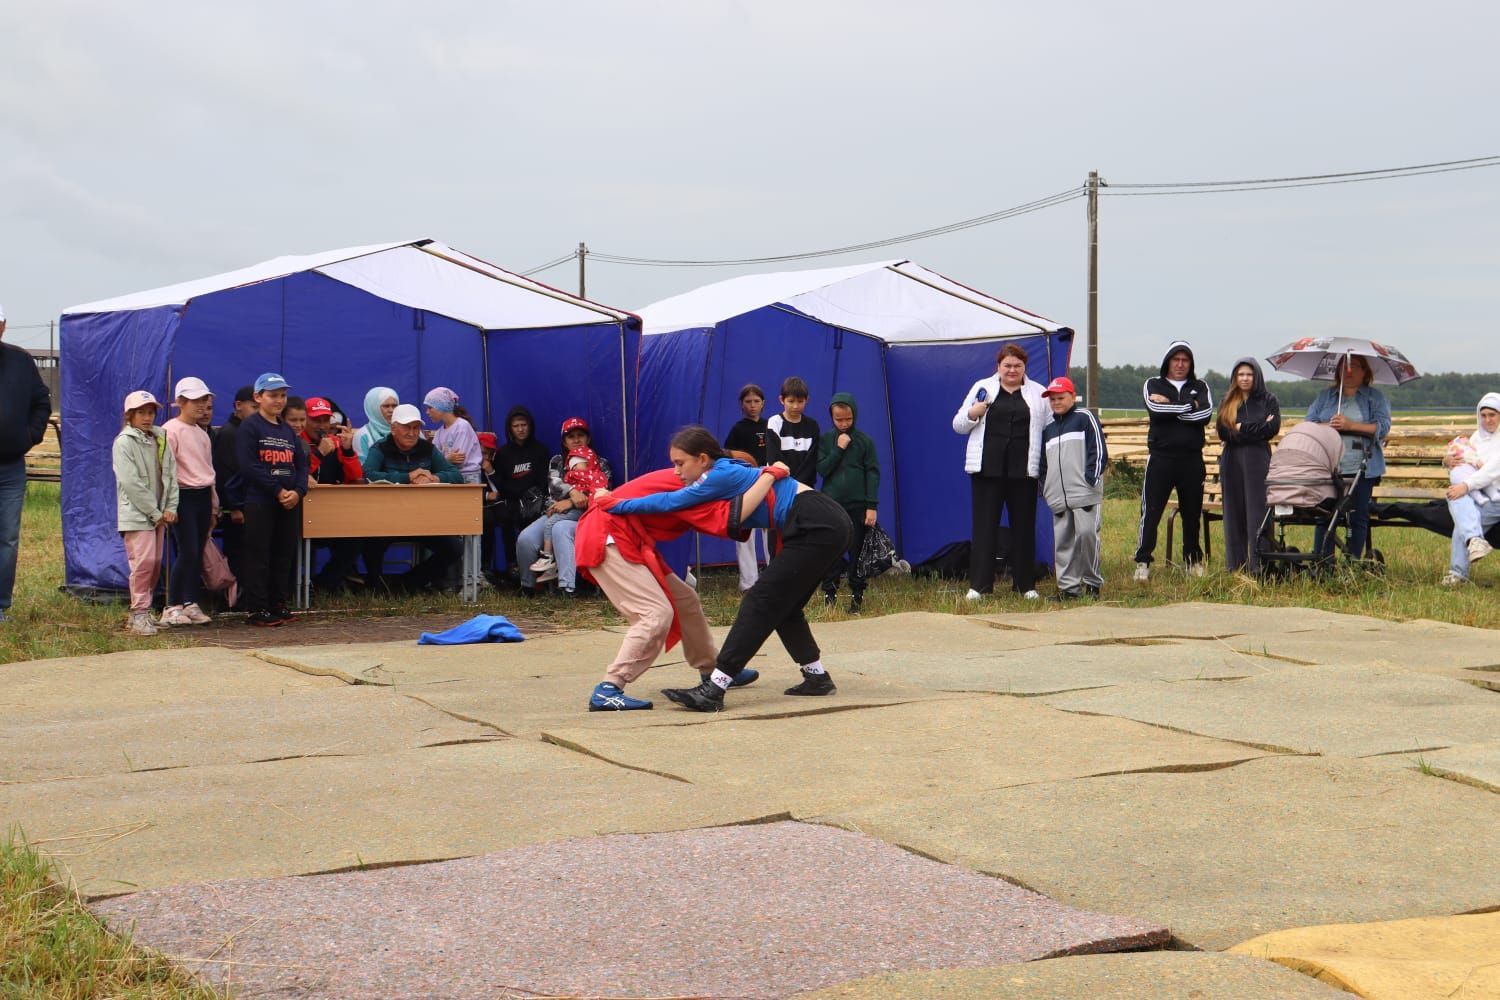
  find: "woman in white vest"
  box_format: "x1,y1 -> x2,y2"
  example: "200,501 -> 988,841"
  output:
951,343 -> 1051,600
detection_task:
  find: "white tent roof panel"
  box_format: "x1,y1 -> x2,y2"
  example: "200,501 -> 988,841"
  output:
637,260 -> 1062,344
63,240 -> 633,329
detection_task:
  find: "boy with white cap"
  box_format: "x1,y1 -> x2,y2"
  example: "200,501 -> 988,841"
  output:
113,390 -> 179,635
235,372 -> 308,626
161,377 -> 219,626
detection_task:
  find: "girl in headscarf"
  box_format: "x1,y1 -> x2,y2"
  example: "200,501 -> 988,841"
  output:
423,386 -> 482,483
1215,358 -> 1281,573
353,387 -> 398,466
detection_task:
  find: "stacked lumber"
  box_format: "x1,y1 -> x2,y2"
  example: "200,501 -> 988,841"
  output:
24,417 -> 62,483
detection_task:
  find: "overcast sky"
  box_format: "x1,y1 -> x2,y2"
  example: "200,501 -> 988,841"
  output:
2,1 -> 1496,373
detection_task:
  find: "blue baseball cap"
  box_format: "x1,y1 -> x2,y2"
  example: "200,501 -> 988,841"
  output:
254,372 -> 290,393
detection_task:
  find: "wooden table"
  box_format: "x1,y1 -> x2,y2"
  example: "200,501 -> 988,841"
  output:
295,483 -> 485,608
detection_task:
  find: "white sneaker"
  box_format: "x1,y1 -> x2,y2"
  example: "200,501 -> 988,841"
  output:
964,589 -> 985,601
1133,562 -> 1150,583
529,554 -> 555,573
536,563 -> 559,583
1467,537 -> 1493,563
1022,589 -> 1040,600
1440,571 -> 1467,587
159,605 -> 193,627
183,602 -> 212,624
1187,562 -> 1206,578
127,612 -> 158,636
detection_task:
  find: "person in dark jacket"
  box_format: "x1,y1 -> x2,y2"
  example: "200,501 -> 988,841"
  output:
1038,377 -> 1107,599
1216,358 -> 1281,573
361,403 -> 464,592
493,405 -> 551,576
212,384 -> 255,583
817,391 -> 880,613
234,373 -> 309,626
724,383 -> 770,591
0,305 -> 53,622
1134,340 -> 1214,580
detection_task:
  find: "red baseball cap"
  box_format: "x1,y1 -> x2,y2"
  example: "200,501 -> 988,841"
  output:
477,431 -> 499,449
1042,376 -> 1076,397
305,397 -> 334,418
561,416 -> 590,436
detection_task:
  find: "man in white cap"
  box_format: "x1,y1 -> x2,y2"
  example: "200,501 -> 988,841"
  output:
0,303 -> 54,623
362,403 -> 464,592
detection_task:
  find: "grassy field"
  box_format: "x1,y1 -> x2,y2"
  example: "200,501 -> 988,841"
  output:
1,833 -> 224,1000
3,479 -> 1491,666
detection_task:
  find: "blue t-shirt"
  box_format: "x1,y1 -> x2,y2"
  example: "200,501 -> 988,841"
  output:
607,457 -> 795,529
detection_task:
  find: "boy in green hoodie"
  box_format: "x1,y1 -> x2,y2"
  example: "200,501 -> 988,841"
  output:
817,391 -> 881,613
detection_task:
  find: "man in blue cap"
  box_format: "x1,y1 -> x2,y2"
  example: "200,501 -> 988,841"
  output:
235,372 -> 308,626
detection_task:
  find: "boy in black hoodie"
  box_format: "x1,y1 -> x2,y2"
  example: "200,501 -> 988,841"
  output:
1134,340 -> 1213,580
724,383 -> 769,591
494,405 -> 551,577
817,391 -> 880,613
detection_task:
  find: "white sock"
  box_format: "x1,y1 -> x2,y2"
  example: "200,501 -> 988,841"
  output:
709,669 -> 734,690
801,660 -> 827,675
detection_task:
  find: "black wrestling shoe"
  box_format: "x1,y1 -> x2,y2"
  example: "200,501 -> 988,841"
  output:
784,668 -> 837,697
661,678 -> 724,712
847,594 -> 863,615
701,668 -> 759,688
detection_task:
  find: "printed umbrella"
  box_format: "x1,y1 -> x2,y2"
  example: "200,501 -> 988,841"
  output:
1265,336 -> 1421,386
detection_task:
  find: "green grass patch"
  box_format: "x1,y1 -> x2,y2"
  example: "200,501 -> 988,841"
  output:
1,830 -> 223,999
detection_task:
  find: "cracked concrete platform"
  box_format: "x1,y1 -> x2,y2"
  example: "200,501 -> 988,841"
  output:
1,687 -> 491,783
819,755 -> 1500,950
0,741 -> 776,895
792,951 -> 1353,999
91,823 -> 1167,1000
543,698 -> 1270,815
1405,741 -> 1500,794
1044,663 -> 1500,756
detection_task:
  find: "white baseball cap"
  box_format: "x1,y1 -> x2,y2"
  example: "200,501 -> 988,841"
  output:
390,403 -> 424,425
173,376 -> 213,401
123,390 -> 160,413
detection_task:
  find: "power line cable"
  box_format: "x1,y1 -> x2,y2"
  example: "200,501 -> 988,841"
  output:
519,253 -> 575,277
588,185 -> 1086,267
1104,154 -> 1500,194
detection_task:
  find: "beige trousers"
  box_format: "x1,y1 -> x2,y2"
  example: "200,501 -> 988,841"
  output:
591,546 -> 717,686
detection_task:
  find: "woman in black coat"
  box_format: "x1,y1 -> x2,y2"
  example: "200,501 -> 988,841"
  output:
1216,357 -> 1281,573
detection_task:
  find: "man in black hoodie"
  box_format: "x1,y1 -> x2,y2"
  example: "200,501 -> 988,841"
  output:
0,305 -> 52,623
494,405 -> 551,577
1134,340 -> 1213,580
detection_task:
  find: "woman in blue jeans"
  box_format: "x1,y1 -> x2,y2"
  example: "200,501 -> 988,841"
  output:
1304,355 -> 1391,561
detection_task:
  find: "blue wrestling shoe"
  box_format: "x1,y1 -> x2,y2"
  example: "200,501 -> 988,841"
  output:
589,682 -> 653,712
730,668 -> 759,688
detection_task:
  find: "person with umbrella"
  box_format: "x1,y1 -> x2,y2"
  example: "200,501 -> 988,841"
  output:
1301,353 -> 1392,561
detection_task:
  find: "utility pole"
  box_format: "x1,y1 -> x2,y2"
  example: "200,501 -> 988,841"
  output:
577,242 -> 588,299
1086,171 -> 1100,417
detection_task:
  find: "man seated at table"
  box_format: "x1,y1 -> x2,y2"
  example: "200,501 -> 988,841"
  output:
300,396 -> 365,594
361,403 -> 465,592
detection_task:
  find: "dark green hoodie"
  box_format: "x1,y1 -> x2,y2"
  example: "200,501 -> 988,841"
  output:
817,391 -> 880,508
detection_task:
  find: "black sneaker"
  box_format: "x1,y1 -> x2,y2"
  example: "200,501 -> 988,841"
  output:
272,606 -> 294,623
1052,588 -> 1083,602
785,668 -> 837,697
661,678 -> 725,712
246,610 -> 282,628
847,595 -> 863,615
1084,584 -> 1102,598
822,591 -> 837,607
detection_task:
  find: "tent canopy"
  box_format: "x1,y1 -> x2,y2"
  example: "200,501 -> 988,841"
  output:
60,239 -> 639,592
634,259 -> 1073,570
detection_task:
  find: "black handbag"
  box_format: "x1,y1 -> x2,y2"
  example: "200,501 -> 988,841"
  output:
857,524 -> 898,579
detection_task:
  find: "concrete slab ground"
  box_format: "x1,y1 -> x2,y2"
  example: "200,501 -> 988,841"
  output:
543,698 -> 1270,815
1045,663 -> 1500,756
1,741 -> 775,895
845,644 -> 1257,695
974,602 -> 1387,641
91,823 -> 1168,1000
1408,741 -> 1500,793
0,648 -> 337,714
820,755 -> 1500,950
2,687 -> 490,783
792,951 -> 1353,999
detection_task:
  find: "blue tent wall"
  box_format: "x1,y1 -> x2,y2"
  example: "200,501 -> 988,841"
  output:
485,321 -> 638,479
60,307 -> 182,590
60,276 -> 635,590
636,308 -> 1073,575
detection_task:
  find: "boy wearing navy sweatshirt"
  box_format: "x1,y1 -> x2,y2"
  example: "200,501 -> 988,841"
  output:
235,372 -> 308,626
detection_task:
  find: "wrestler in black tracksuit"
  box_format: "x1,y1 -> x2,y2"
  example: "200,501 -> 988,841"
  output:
1135,340 -> 1213,566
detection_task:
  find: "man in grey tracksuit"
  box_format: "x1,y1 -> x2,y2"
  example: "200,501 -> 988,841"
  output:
1038,377 -> 1108,598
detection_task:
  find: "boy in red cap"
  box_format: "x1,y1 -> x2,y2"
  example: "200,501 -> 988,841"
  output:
302,397 -> 362,485
1038,377 -> 1108,599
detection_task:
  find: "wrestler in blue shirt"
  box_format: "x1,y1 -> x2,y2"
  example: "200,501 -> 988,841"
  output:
606,457 -> 796,529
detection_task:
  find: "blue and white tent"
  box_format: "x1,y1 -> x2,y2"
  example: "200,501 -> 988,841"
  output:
635,259 -> 1073,569
60,239 -> 639,591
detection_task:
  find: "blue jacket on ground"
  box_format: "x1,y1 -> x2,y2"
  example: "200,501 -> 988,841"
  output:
417,614 -> 525,644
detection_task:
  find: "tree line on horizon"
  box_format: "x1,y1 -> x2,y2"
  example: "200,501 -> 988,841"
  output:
1069,363 -> 1497,411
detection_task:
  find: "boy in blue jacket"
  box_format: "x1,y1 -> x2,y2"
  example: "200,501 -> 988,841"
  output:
1038,378 -> 1107,599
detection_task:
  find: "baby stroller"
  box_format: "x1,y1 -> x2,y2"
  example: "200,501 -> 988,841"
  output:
1256,420 -> 1370,577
